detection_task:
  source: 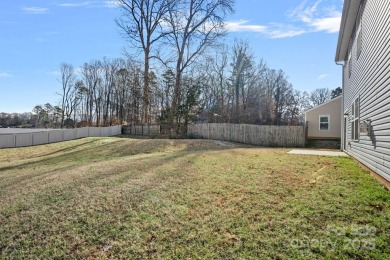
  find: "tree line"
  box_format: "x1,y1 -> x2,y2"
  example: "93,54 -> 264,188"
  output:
1,53 -> 340,128
20,47 -> 340,129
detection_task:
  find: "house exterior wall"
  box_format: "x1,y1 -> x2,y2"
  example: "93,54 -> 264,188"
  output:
341,0 -> 390,182
305,97 -> 342,139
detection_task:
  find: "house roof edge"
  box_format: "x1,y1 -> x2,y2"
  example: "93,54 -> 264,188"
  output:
304,95 -> 342,114
335,0 -> 362,62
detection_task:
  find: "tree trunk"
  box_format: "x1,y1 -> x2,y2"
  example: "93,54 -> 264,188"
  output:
143,51 -> 150,124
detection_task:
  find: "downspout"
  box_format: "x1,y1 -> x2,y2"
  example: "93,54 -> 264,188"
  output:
336,61 -> 345,151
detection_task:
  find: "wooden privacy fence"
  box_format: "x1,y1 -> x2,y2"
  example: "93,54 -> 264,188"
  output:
122,125 -> 160,136
0,126 -> 122,149
187,123 -> 305,147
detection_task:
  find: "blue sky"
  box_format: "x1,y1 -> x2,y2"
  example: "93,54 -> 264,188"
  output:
0,0 -> 343,113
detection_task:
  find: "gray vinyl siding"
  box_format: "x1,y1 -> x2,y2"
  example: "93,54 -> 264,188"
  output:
342,0 -> 390,181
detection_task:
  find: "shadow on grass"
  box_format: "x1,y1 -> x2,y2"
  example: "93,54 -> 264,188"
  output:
33,139 -> 100,158
0,137 -> 238,181
116,134 -> 156,139
0,139 -> 219,212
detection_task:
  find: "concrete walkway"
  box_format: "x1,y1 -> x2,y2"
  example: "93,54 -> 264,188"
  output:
288,149 -> 348,157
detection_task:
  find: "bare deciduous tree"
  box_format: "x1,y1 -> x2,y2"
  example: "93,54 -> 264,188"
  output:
81,61 -> 102,126
165,0 -> 234,126
115,0 -> 172,124
272,70 -> 292,125
59,63 -> 76,128
310,88 -> 331,107
230,39 -> 256,123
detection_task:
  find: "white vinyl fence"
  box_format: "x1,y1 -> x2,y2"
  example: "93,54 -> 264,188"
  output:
0,126 -> 122,149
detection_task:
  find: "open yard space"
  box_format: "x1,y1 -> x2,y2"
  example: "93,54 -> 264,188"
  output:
0,137 -> 389,259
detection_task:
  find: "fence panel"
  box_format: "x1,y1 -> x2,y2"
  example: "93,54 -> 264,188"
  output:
64,129 -> 77,141
187,123 -> 305,147
0,126 -> 124,149
144,125 -> 150,136
112,126 -> 122,136
136,126 -> 143,135
49,131 -> 63,143
150,125 -> 160,136
15,133 -> 33,147
122,125 -> 160,136
88,127 -> 102,137
100,127 -> 111,137
0,134 -> 15,148
32,132 -> 49,146
76,127 -> 89,138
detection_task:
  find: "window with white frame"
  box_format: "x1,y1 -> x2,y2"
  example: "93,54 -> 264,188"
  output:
351,97 -> 360,140
319,115 -> 329,131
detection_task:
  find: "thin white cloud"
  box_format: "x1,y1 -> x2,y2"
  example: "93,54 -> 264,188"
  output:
0,72 -> 12,78
58,1 -> 117,8
104,1 -> 118,8
266,29 -> 306,39
59,2 -> 91,7
225,20 -> 305,39
310,13 -> 342,33
265,23 -> 306,39
289,0 -> 323,23
47,71 -> 61,76
23,7 -> 48,14
225,20 -> 267,33
289,0 -> 342,33
317,74 -> 329,80
226,0 -> 342,39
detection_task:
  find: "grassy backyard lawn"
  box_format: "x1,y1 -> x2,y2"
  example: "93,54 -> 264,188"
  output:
0,137 -> 389,259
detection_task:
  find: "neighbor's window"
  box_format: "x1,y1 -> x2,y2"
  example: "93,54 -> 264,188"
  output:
319,115 -> 329,131
351,97 -> 360,140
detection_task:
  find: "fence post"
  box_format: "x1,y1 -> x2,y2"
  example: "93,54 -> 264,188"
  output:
243,125 -> 246,144
304,122 -> 308,146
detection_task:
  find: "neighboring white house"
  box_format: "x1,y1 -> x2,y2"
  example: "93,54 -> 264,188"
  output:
335,0 -> 390,182
305,96 -> 342,140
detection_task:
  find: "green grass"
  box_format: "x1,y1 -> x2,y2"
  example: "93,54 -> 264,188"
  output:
0,137 -> 389,259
